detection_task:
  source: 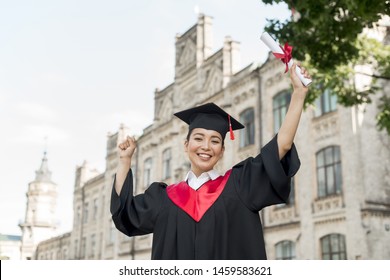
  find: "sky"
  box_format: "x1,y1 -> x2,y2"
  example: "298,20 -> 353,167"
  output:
0,0 -> 290,235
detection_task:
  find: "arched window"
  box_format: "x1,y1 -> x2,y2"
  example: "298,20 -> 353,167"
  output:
273,91 -> 291,133
316,146 -> 342,198
275,240 -> 296,260
239,108 -> 255,148
321,234 -> 347,259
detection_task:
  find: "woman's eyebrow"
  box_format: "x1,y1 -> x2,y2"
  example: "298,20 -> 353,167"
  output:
193,132 -> 221,140
211,136 -> 222,141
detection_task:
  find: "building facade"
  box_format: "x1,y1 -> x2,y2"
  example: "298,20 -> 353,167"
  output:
32,14 -> 390,260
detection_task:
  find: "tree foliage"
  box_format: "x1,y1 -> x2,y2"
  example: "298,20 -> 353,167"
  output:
261,0 -> 390,134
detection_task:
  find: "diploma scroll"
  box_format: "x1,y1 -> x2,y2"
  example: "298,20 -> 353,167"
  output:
260,32 -> 312,87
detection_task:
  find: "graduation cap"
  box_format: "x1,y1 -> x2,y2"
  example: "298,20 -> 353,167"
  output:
174,103 -> 245,140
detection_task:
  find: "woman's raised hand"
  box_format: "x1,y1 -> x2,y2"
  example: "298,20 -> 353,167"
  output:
118,136 -> 137,162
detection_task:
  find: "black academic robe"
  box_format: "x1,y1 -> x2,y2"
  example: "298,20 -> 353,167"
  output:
110,135 -> 300,259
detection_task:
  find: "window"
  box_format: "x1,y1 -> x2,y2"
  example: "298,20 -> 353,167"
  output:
80,237 -> 86,259
100,195 -> 105,218
240,108 -> 255,148
108,220 -> 116,245
74,239 -> 79,259
314,88 -> 337,117
316,146 -> 342,198
275,240 -> 296,260
321,234 -> 347,260
162,148 -> 172,179
144,158 -> 153,189
93,198 -> 98,220
90,234 -> 96,257
273,91 -> 291,133
83,202 -> 89,224
76,206 -> 81,225
63,248 -> 68,260
98,233 -> 103,259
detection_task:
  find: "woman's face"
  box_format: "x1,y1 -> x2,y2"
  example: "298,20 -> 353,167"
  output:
185,128 -> 225,177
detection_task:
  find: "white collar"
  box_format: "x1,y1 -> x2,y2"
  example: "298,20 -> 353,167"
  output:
184,170 -> 221,190
184,169 -> 220,181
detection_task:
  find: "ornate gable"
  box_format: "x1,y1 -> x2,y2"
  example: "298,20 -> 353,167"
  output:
155,95 -> 173,123
176,38 -> 197,73
200,62 -> 223,98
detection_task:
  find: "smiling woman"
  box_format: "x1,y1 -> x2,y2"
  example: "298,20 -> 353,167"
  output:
111,64 -> 310,260
184,128 -> 225,177
177,103 -> 244,177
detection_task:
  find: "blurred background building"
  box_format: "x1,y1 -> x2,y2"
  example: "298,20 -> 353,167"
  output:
0,234 -> 21,260
6,14 -> 389,260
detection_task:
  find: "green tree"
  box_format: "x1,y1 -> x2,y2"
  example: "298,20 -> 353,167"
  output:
261,0 -> 390,134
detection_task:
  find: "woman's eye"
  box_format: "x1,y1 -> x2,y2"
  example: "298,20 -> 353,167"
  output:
194,137 -> 202,141
212,140 -> 220,144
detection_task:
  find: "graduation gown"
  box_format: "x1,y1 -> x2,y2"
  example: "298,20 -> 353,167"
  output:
110,135 -> 300,259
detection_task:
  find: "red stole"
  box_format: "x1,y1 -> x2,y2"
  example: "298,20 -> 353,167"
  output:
166,170 -> 232,222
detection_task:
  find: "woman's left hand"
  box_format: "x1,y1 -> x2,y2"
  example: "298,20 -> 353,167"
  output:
290,62 -> 311,97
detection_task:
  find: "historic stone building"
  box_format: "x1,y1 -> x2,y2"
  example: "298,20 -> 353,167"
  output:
19,152 -> 59,260
32,14 -> 390,260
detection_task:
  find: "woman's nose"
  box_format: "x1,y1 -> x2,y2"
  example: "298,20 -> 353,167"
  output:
201,140 -> 210,150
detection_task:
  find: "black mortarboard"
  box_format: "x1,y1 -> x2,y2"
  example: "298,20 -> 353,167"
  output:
174,103 -> 245,140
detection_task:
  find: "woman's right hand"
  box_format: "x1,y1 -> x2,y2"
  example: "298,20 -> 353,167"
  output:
118,136 -> 137,162
115,136 -> 136,195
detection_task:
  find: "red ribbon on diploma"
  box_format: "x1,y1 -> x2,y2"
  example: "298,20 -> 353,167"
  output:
272,42 -> 293,73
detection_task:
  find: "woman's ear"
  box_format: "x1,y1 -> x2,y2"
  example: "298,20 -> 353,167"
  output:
184,140 -> 188,153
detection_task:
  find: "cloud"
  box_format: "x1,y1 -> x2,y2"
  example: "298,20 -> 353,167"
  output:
15,102 -> 59,122
0,91 -> 7,104
98,109 -> 153,136
32,72 -> 69,85
14,124 -> 71,145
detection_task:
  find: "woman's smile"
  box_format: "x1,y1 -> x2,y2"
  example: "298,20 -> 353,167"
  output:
185,128 -> 225,176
